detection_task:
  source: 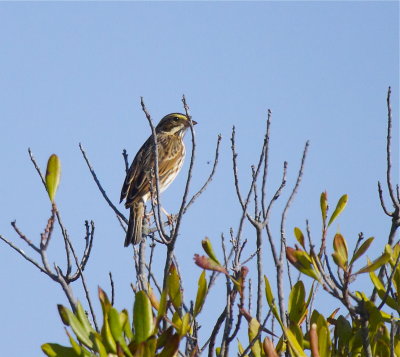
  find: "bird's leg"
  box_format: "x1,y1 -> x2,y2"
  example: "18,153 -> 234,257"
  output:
151,196 -> 175,226
160,206 -> 175,226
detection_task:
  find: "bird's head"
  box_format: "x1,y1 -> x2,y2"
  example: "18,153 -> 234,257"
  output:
156,113 -> 197,136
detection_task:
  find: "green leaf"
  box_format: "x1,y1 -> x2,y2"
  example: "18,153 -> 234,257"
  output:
93,334 -> 108,357
350,237 -> 374,265
109,307 -> 123,342
369,270 -> 400,310
284,327 -> 307,357
194,270 -> 208,316
75,302 -> 94,335
57,305 -> 93,348
179,313 -> 191,337
286,247 -> 320,280
101,314 -> 117,353
201,237 -> 221,265
294,227 -> 305,249
332,233 -> 348,269
264,275 -> 283,327
41,343 -> 80,357
248,318 -> 263,357
45,154 -> 61,202
327,194 -> 348,227
134,290 -> 154,344
167,264 -> 182,310
288,281 -> 306,324
355,250 -> 391,275
157,288 -> 168,325
320,191 -> 328,226
316,315 -> 331,357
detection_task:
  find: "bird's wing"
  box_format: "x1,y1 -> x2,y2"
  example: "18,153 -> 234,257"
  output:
120,136 -> 153,205
121,135 -> 184,207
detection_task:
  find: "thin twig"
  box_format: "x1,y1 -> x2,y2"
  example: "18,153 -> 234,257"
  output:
122,149 -> 129,174
109,272 -> 115,306
79,143 -> 127,224
184,134 -> 221,214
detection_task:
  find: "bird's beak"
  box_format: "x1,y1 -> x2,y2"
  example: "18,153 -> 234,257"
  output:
191,120 -> 198,125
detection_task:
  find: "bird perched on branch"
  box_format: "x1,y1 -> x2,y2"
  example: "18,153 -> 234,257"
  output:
120,113 -> 197,246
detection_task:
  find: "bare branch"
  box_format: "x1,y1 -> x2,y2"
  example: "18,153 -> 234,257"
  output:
28,148 -> 46,189
378,181 -> 392,216
261,109 -> 272,218
122,149 -> 129,174
11,221 -> 40,253
109,272 -> 115,306
184,134 -> 221,214
0,234 -> 53,277
79,143 -> 127,224
385,87 -> 399,209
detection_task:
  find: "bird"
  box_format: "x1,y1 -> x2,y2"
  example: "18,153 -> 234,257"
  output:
120,113 -> 197,246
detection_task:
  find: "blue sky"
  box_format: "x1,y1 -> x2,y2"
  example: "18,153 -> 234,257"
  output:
0,2 -> 398,355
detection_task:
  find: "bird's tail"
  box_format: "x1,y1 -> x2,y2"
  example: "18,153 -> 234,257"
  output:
125,201 -> 145,246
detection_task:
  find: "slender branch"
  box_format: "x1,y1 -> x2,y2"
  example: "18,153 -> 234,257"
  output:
11,221 -> 40,253
63,223 -> 99,332
28,148 -> 46,189
109,272 -> 115,306
385,87 -> 398,208
261,109 -> 272,218
122,149 -> 129,174
0,234 -> 52,277
377,250 -> 400,310
79,143 -> 127,224
184,134 -> 221,214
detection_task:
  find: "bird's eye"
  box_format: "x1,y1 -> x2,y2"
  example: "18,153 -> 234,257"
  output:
173,117 -> 179,121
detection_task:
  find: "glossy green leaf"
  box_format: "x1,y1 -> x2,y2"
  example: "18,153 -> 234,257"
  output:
201,237 -> 221,264
156,289 -> 168,326
316,315 -> 330,357
101,314 -> 117,353
93,335 -> 108,357
286,247 -> 320,280
109,307 -> 123,342
57,305 -> 93,348
134,290 -> 154,344
180,313 -> 190,337
172,311 -> 182,331
120,310 -> 133,340
320,191 -> 328,226
264,275 -> 282,326
248,318 -> 263,357
327,194 -> 348,227
75,302 -> 94,335
333,233 -> 348,269
65,330 -> 83,355
194,270 -> 207,316
355,251 -> 391,275
45,154 -> 61,202
41,343 -> 81,357
294,227 -> 305,249
289,322 -> 303,349
369,270 -> 399,310
288,281 -> 306,324
350,237 -> 374,265
167,264 -> 182,310
284,327 -> 307,357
